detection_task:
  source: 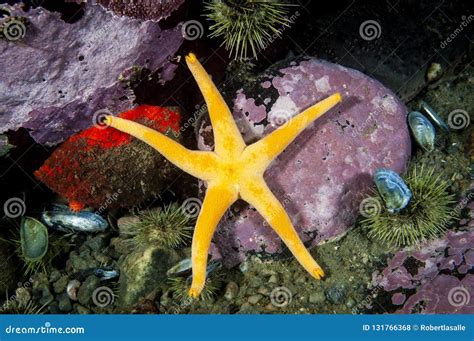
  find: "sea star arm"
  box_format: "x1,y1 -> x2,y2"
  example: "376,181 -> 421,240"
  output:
242,93 -> 342,170
104,116 -> 219,180
185,53 -> 246,158
189,182 -> 238,298
240,177 -> 324,280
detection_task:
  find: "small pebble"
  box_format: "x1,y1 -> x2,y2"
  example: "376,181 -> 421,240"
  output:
117,216 -> 140,234
249,277 -> 263,288
75,304 -> 90,314
345,298 -> 356,308
239,261 -> 249,273
53,275 -> 69,294
295,276 -> 306,285
49,270 -> 61,282
268,275 -> 279,284
261,269 -> 276,276
38,287 -> 54,306
257,287 -> 269,296
77,275 -> 100,306
224,281 -> 239,301
247,294 -> 262,305
326,287 -> 346,305
309,292 -> 326,304
426,62 -> 442,82
58,294 -> 73,313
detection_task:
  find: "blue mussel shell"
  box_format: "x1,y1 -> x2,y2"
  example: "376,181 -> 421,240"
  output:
374,169 -> 412,213
408,111 -> 436,152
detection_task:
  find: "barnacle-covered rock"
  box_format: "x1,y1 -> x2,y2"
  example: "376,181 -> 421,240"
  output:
96,0 -> 185,21
118,247 -> 180,307
35,106 -> 181,210
0,4 -> 183,146
198,57 -> 411,265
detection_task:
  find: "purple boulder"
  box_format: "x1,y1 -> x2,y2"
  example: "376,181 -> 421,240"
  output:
0,4 -> 183,146
198,57 -> 411,265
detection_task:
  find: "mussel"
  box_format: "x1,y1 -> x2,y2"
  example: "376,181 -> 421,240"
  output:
419,101 -> 449,132
166,257 -> 221,284
374,169 -> 412,214
41,205 -> 108,233
92,267 -> 119,281
20,217 -> 48,262
408,111 -> 436,152
166,258 -> 193,277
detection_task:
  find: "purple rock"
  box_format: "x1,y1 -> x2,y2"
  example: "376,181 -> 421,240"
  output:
465,250 -> 474,266
373,230 -> 474,314
0,4 -> 183,146
399,274 -> 473,314
198,57 -> 411,265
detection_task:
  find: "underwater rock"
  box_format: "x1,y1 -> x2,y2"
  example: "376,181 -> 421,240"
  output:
0,4 -> 183,146
0,134 -> 13,157
57,293 -> 73,313
309,292 -> 326,305
198,57 -> 411,265
373,230 -> 474,313
118,247 -> 180,307
77,275 -> 100,306
35,106 -> 181,210
96,0 -> 185,21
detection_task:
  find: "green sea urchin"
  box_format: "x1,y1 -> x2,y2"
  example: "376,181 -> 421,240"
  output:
168,274 -> 223,303
123,204 -> 194,250
362,163 -> 457,247
204,0 -> 293,59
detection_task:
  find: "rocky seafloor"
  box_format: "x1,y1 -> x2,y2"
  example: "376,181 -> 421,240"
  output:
0,0 -> 473,315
